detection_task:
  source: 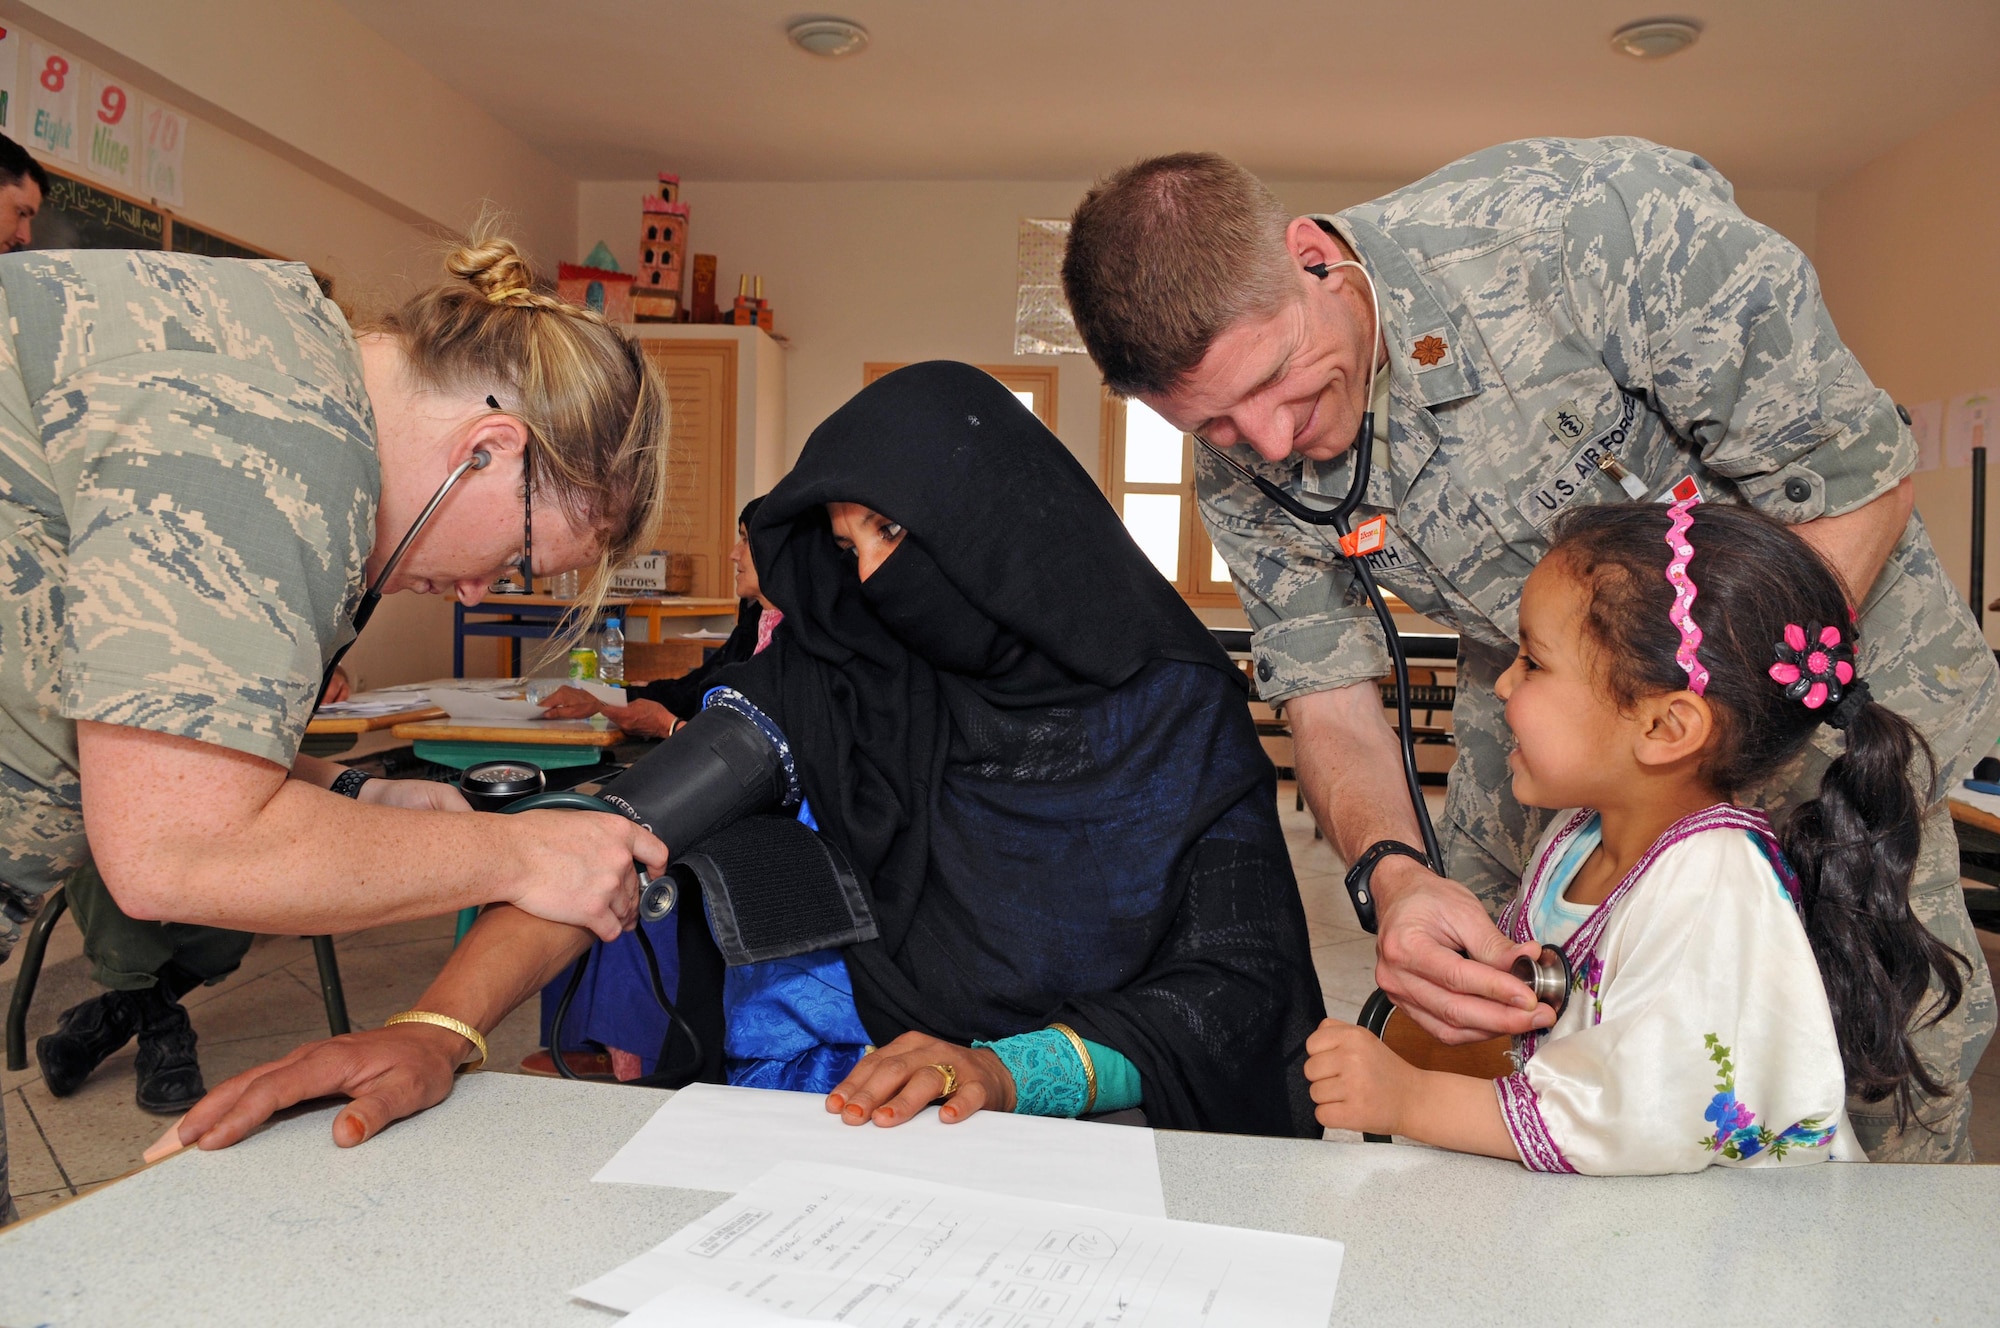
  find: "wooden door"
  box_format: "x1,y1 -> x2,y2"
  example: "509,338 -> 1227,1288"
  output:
639,340 -> 737,599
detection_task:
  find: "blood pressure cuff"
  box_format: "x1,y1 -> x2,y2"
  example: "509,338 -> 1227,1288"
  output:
668,813 -> 878,965
595,703 -> 790,850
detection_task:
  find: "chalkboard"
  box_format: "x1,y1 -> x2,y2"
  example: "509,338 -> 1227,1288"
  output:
28,168 -> 164,251
170,219 -> 274,261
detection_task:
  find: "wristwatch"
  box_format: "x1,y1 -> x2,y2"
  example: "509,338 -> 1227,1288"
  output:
330,768 -> 374,800
1342,840 -> 1430,935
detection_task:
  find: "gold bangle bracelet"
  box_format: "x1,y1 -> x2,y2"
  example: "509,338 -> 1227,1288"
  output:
1046,1022 -> 1097,1116
383,1010 -> 488,1072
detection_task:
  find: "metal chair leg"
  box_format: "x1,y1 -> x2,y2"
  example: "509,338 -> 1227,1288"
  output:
310,935 -> 350,1036
6,888 -> 70,1071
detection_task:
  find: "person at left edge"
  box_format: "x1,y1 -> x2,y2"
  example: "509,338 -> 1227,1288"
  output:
0,132 -> 46,255
0,234 -> 670,1220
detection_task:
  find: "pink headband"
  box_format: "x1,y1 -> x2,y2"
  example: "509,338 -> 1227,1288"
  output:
1664,495 -> 1708,694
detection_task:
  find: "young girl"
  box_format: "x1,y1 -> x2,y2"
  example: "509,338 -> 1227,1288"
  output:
1305,499 -> 1969,1174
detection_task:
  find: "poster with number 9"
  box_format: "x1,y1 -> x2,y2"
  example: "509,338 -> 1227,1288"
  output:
143,102 -> 185,206
25,39 -> 80,162
85,68 -> 137,189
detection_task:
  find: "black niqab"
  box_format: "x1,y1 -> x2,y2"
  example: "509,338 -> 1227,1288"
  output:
722,361 -> 1320,1137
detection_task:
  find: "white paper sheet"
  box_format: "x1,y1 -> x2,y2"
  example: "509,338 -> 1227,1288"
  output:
576,1161 -> 1342,1327
430,679 -> 624,722
593,1083 -> 1165,1217
314,691 -> 432,717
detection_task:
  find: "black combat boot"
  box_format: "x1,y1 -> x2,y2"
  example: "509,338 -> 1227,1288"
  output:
131,984 -> 205,1115
36,989 -> 140,1097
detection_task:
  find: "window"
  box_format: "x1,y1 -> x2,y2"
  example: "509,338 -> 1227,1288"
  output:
861,363 -> 1058,430
1100,390 -> 1237,605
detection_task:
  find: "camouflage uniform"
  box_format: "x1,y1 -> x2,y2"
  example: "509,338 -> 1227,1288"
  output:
0,251 -> 375,1218
1200,138 -> 2000,1162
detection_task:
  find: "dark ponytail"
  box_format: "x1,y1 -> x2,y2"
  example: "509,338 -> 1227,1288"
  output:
1550,502 -> 1968,1125
1782,701 -> 1964,1124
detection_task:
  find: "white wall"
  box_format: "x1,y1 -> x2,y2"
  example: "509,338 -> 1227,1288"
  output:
580,176 -> 1819,489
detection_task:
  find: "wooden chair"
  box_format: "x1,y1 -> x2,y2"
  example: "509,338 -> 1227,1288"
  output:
1355,987 -> 1514,1143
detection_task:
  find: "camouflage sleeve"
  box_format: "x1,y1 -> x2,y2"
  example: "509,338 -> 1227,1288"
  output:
19,255 -> 378,771
1560,144 -> 1911,522
1196,446 -> 1390,705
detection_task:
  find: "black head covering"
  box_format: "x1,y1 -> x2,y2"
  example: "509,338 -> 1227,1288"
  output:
722,362 -> 1318,1136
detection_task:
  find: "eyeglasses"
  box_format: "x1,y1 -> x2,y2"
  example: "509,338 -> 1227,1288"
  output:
488,394 -> 534,583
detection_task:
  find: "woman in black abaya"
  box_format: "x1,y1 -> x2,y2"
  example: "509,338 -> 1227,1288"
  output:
713,360 -> 1324,1136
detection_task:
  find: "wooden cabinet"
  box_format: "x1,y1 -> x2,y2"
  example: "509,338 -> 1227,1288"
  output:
630,325 -> 785,600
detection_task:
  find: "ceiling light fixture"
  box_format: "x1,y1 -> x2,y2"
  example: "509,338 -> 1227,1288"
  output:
788,17 -> 870,58
1609,17 -> 1703,60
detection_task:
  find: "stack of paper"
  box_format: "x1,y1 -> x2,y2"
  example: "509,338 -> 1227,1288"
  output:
578,1161 -> 1343,1327
578,1085 -> 1343,1326
314,691 -> 430,717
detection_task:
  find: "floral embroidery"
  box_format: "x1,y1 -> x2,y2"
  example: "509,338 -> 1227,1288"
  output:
1695,1034 -> 1836,1160
1573,954 -> 1606,1024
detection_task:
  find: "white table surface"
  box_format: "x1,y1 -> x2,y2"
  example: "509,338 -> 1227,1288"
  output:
1,1073 -> 1993,1326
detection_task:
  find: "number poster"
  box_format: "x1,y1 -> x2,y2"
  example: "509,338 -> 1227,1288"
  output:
85,67 -> 137,190
2,25 -> 190,205
25,38 -> 79,162
0,28 -> 18,136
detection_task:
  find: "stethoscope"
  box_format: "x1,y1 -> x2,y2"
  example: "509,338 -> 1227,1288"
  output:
1190,238 -> 1442,873
313,444 -> 493,708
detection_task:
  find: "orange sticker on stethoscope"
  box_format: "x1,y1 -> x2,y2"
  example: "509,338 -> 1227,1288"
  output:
1339,516 -> 1388,559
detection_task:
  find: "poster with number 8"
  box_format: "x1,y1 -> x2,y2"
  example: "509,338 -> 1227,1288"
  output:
25,39 -> 79,161
85,69 -> 137,189
143,102 -> 185,206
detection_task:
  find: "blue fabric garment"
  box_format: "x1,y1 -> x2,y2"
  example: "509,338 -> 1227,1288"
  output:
977,1029 -> 1143,1117
538,717 -> 871,1090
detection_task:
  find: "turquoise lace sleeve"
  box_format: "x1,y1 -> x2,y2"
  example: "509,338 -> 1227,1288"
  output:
975,1030 -> 1143,1117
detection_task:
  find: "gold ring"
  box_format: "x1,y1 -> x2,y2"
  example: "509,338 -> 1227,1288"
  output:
928,1062 -> 959,1100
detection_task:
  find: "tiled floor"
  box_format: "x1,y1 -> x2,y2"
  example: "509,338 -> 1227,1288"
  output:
3,779 -> 1995,1220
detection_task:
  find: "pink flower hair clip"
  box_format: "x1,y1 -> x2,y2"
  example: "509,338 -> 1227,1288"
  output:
1663,495 -> 1708,694
1769,622 -> 1856,711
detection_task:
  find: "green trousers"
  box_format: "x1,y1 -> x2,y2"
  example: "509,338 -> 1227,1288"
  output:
63,863 -> 253,992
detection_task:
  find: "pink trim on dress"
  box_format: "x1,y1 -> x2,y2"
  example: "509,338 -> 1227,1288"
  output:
1496,1071 -> 1576,1173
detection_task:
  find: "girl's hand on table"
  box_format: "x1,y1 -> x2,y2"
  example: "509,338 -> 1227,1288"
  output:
598,699 -> 680,738
175,1023 -> 470,1152
1303,1017 -> 1421,1135
827,1031 -> 1016,1126
537,685 -> 606,720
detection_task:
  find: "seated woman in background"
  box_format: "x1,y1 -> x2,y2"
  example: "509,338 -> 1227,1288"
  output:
537,497 -> 782,739
177,361 -> 1324,1148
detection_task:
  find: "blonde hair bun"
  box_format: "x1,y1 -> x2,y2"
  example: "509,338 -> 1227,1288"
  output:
446,232 -> 541,307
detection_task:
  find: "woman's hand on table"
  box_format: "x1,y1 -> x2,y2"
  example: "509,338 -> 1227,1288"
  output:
598,699 -> 680,738
537,685 -> 606,719
1302,1017 -> 1418,1135
827,1031 -> 1016,1126
174,1023 -> 469,1152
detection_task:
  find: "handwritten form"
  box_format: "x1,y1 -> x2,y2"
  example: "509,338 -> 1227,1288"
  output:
594,1084 -> 1167,1217
577,1161 -> 1343,1327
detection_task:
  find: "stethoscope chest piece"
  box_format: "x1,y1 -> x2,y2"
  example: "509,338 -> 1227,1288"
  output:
1512,943 -> 1572,1017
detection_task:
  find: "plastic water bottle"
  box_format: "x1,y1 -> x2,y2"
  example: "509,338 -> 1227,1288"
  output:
599,616 -> 625,686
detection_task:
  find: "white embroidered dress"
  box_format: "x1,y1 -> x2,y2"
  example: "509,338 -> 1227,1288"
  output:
1494,804 -> 1864,1174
